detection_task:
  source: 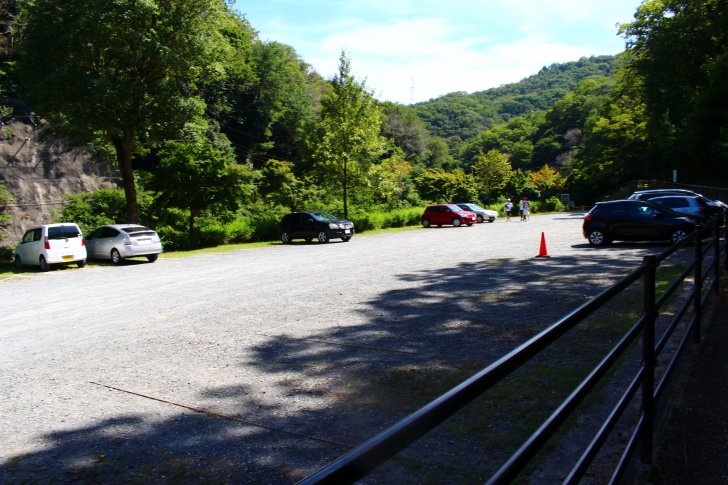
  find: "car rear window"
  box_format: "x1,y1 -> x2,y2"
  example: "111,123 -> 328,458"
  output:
121,226 -> 153,235
47,226 -> 81,239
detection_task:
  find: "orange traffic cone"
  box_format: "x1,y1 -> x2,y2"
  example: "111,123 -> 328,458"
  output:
536,232 -> 550,258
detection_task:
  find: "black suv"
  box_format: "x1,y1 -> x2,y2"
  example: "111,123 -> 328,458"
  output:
279,212 -> 355,244
583,200 -> 696,246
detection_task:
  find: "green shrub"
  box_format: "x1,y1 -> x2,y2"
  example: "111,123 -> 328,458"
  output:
223,218 -> 255,243
155,225 -> 186,251
350,207 -> 422,232
0,245 -> 13,264
537,196 -> 565,213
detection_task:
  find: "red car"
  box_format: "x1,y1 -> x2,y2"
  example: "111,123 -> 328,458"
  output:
421,204 -> 478,227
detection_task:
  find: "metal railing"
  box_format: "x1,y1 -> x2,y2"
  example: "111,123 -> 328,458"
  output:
300,213 -> 727,484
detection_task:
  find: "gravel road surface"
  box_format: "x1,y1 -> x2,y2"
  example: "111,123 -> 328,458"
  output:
0,213 -> 677,483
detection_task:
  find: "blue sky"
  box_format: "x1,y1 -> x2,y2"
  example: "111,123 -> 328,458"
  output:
233,1 -> 643,104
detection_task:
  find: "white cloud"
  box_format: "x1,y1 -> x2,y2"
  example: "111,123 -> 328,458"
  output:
306,17 -> 613,103
240,1 -> 640,104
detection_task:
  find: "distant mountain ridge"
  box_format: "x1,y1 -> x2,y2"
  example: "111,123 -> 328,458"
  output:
412,55 -> 620,143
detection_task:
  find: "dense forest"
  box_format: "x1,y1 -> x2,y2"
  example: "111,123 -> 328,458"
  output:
0,0 -> 726,249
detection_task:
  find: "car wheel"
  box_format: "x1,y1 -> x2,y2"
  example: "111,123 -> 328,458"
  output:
317,231 -> 329,243
111,248 -> 124,265
422,219 -> 430,228
39,255 -> 50,272
588,230 -> 607,246
281,232 -> 291,244
342,236 -> 352,242
77,260 -> 86,268
476,215 -> 484,223
146,254 -> 158,263
14,255 -> 22,270
452,218 -> 462,227
671,229 -> 689,244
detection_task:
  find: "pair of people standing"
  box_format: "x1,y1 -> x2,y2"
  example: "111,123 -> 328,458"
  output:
519,198 -> 530,221
504,198 -> 529,221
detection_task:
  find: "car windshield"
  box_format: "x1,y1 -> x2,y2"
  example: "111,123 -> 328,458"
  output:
311,212 -> 337,221
468,204 -> 484,210
447,205 -> 463,212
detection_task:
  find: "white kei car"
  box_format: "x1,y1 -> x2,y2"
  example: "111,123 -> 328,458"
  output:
14,223 -> 88,271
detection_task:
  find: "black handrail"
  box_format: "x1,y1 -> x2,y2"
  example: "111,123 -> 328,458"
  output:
299,213 -> 727,484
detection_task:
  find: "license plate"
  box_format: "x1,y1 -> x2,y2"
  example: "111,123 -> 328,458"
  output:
62,255 -> 73,261
344,229 -> 350,234
137,239 -> 150,245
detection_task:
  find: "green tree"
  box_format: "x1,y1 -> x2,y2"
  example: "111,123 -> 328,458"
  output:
620,0 -> 728,184
15,0 -> 250,223
258,158 -> 316,211
152,127 -> 253,235
416,168 -> 478,203
381,102 -> 428,163
218,41 -> 316,166
473,149 -> 512,198
365,148 -> 413,208
528,164 -> 564,198
422,137 -> 452,169
310,52 -> 386,218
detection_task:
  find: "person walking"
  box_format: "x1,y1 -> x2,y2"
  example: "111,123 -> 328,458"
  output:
505,198 -> 513,221
519,198 -> 526,221
522,198 -> 530,221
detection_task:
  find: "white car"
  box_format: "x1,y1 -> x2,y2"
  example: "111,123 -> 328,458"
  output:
14,223 -> 87,271
85,224 -> 163,265
456,203 -> 498,223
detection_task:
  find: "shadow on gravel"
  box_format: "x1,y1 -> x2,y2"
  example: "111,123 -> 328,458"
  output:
2,245 -> 683,483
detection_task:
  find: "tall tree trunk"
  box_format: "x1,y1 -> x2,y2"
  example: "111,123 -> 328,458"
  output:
112,135 -> 140,223
343,158 -> 348,219
189,208 -> 197,237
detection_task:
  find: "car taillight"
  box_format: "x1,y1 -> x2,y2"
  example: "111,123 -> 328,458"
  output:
584,214 -> 593,223
44,238 -> 50,250
81,238 -> 86,246
124,237 -> 132,246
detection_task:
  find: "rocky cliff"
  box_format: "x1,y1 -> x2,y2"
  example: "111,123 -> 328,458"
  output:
1,117 -> 118,246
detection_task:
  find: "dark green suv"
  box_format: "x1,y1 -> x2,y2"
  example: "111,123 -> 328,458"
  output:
279,212 -> 355,244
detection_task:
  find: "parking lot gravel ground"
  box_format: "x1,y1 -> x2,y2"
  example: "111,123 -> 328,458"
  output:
0,212 -> 707,483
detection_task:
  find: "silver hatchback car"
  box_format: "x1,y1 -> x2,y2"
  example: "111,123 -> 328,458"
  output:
86,224 -> 163,264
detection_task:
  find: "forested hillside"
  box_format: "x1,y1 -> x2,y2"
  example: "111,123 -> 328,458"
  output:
413,55 -> 619,143
1,0 -> 726,252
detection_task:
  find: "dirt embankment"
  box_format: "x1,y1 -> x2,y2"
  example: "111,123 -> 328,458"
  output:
1,109 -> 118,246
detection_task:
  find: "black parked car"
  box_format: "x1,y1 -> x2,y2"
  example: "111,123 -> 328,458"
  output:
279,212 -> 355,244
583,200 -> 696,246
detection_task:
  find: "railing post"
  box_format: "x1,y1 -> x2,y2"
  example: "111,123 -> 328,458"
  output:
724,211 -> 728,272
640,255 -> 657,466
694,226 -> 703,343
715,218 -> 721,292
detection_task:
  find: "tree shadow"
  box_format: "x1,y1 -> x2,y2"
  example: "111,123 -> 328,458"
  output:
2,248 -> 679,483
